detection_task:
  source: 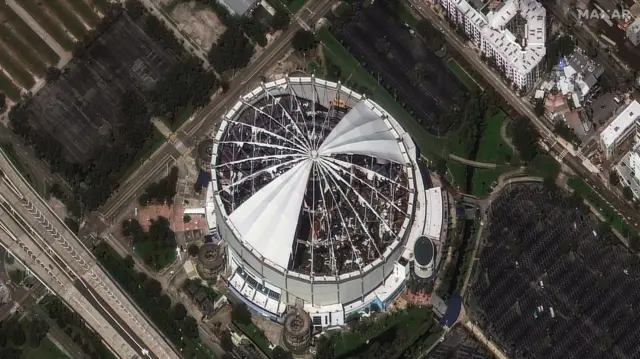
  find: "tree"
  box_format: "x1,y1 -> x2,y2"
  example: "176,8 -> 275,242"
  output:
416,19 -> 444,51
0,93 -> 4,112
45,66 -> 61,83
183,214 -> 191,223
208,26 -> 254,72
220,330 -> 233,351
181,316 -> 199,338
125,0 -> 146,20
543,175 -> 556,191
187,244 -> 199,257
271,10 -> 290,31
24,317 -> 49,348
623,186 -> 634,201
231,303 -> 252,325
171,303 -> 187,321
609,171 -> 620,187
292,29 -> 316,54
511,119 -> 539,162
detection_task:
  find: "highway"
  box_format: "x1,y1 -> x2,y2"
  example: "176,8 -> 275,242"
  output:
0,149 -> 182,359
409,1 -> 640,230
100,0 -> 337,220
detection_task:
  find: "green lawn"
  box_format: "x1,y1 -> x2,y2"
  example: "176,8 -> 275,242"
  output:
447,161 -> 467,188
446,58 -> 481,91
0,5 -> 60,65
475,110 -> 514,164
284,0 -> 308,12
64,0 -> 101,27
45,0 -> 87,39
171,105 -> 194,131
89,0 -> 111,13
396,3 -> 419,29
21,337 -> 68,359
0,49 -> 34,88
317,28 -> 445,160
0,143 -> 34,185
0,25 -> 48,76
471,166 -> 511,197
567,177 -> 635,236
0,70 -> 21,101
526,153 -> 559,178
19,0 -> 74,50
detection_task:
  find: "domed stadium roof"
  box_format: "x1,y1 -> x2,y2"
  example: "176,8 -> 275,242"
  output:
213,78 -> 417,275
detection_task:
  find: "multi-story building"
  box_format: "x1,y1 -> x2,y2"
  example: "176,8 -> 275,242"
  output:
437,0 -> 546,90
627,18 -> 640,46
599,100 -> 640,159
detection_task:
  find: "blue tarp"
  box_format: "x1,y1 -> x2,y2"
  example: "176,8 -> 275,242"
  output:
196,170 -> 211,188
440,294 -> 462,327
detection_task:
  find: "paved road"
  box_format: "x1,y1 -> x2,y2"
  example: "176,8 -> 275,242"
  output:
0,150 -> 181,359
100,0 -> 336,221
411,1 -> 640,231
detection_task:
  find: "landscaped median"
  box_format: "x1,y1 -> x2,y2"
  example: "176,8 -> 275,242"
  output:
567,176 -> 636,236
316,28 -> 445,160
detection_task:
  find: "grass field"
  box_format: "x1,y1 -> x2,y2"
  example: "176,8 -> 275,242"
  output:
567,177 -> 635,236
0,47 -> 34,88
0,70 -> 21,101
471,166 -> 511,197
570,178 -> 630,232
89,0 -> 112,14
63,0 -> 100,27
0,5 -> 60,64
317,28 -> 445,160
446,58 -> 481,91
20,0 -> 74,50
526,153 -> 559,178
44,0 -> 87,40
171,105 -> 194,131
21,337 -> 68,359
285,0 -> 308,12
447,161 -> 468,189
0,28 -> 47,76
475,110 -> 514,164
0,143 -> 34,185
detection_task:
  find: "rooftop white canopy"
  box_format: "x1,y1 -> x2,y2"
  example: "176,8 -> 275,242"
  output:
221,100 -> 411,268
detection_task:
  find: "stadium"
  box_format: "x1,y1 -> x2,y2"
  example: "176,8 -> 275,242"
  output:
207,76 -> 444,327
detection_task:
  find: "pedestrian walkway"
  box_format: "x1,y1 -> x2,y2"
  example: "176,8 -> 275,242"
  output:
448,154 -> 497,169
7,0 -> 71,63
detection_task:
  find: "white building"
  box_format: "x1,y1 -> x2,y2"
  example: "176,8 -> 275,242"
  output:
437,0 -> 546,90
599,100 -> 640,159
615,143 -> 640,199
209,77 -> 447,328
627,18 -> 640,46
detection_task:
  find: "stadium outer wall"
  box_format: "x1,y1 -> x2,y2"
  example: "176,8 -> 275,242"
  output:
211,76 -> 426,321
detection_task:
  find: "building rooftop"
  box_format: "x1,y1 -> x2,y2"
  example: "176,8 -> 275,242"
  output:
450,0 -> 546,75
600,100 -> 640,149
413,236 -> 435,266
220,0 -> 257,15
213,78 -> 417,273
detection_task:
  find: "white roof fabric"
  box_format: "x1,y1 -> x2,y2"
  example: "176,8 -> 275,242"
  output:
600,100 -> 640,150
223,99 -> 411,268
425,188 -> 443,241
